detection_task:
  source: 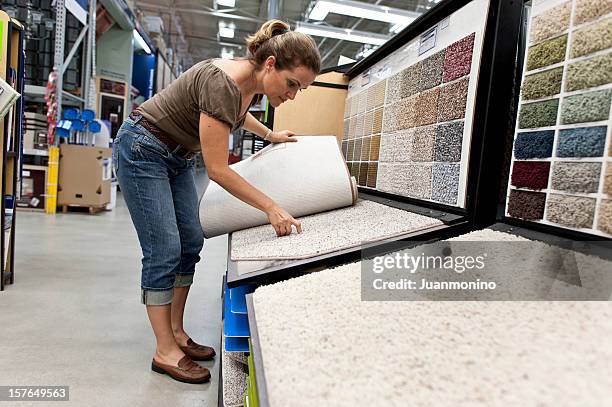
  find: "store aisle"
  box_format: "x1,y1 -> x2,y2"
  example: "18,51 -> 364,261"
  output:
0,192 -> 226,406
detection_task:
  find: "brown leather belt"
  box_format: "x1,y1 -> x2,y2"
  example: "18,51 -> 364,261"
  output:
128,111 -> 196,159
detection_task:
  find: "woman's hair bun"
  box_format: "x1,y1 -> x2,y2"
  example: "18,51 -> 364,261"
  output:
245,19 -> 290,56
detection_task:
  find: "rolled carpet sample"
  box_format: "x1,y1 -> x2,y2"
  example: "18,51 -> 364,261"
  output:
230,200 -> 442,260
199,136 -> 357,238
252,229 -> 612,407
513,130 -> 554,158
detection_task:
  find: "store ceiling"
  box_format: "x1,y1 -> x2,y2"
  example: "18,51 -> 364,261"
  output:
135,0 -> 438,70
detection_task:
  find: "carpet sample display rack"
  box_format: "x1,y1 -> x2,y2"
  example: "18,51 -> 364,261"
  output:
240,1 -> 612,404
218,0 -> 526,405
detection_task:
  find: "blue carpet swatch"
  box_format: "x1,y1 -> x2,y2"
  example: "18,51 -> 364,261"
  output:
514,130 -> 554,159
557,126 -> 607,157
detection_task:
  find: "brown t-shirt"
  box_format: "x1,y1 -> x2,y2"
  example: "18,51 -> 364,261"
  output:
137,59 -> 247,152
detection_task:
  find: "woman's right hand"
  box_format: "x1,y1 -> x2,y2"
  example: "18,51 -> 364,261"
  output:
266,204 -> 302,237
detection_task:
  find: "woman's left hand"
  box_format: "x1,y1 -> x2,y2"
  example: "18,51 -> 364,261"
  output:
267,130 -> 298,143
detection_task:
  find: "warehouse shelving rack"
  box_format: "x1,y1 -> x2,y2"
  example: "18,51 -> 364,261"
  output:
39,0 -> 97,214
0,11 -> 25,291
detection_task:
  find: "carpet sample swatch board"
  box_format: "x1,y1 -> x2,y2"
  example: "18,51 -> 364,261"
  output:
199,136 -> 357,238
506,0 -> 612,238
343,0 -> 490,208
230,200 -> 442,261
251,229 -> 612,407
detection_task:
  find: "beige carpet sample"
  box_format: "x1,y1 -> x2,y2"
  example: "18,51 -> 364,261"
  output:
230,200 -> 443,260
199,136 -> 356,237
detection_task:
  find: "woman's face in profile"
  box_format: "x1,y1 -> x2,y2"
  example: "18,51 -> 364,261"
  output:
263,58 -> 317,107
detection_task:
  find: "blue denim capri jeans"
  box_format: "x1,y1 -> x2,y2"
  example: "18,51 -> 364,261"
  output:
113,115 -> 204,305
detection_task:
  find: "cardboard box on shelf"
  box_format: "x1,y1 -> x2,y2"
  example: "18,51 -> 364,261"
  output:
58,144 -> 112,208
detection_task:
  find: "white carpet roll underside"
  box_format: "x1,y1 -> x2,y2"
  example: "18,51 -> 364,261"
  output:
199,136 -> 357,238
230,200 -> 444,260
252,229 -> 612,407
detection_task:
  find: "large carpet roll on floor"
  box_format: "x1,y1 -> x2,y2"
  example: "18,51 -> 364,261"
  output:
199,136 -> 357,238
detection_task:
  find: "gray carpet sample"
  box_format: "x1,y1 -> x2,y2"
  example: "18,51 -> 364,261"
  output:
432,163 -> 460,205
561,89 -> 612,124
546,193 -> 596,229
222,335 -> 248,407
551,162 -> 601,193
379,130 -> 414,162
434,121 -> 464,162
378,162 -> 433,200
420,49 -> 446,91
230,200 -> 442,260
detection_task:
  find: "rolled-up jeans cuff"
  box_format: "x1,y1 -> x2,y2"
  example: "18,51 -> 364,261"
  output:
141,288 -> 173,305
174,273 -> 194,288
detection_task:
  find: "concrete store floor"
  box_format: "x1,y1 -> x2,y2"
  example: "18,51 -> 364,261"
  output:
0,191 -> 226,407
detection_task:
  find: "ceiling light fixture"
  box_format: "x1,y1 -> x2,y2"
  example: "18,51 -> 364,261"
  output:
309,0 -> 420,26
221,48 -> 235,59
216,0 -> 236,7
295,22 -> 390,45
218,21 -> 235,38
133,29 -> 152,54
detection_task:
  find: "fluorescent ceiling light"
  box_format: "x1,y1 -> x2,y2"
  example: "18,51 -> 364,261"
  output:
309,0 -> 419,26
216,0 -> 236,6
296,22 -> 390,46
218,22 -> 235,38
133,29 -> 152,54
221,48 -> 235,59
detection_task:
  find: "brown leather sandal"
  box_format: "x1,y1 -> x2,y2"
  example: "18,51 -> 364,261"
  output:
179,338 -> 216,361
151,356 -> 211,384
